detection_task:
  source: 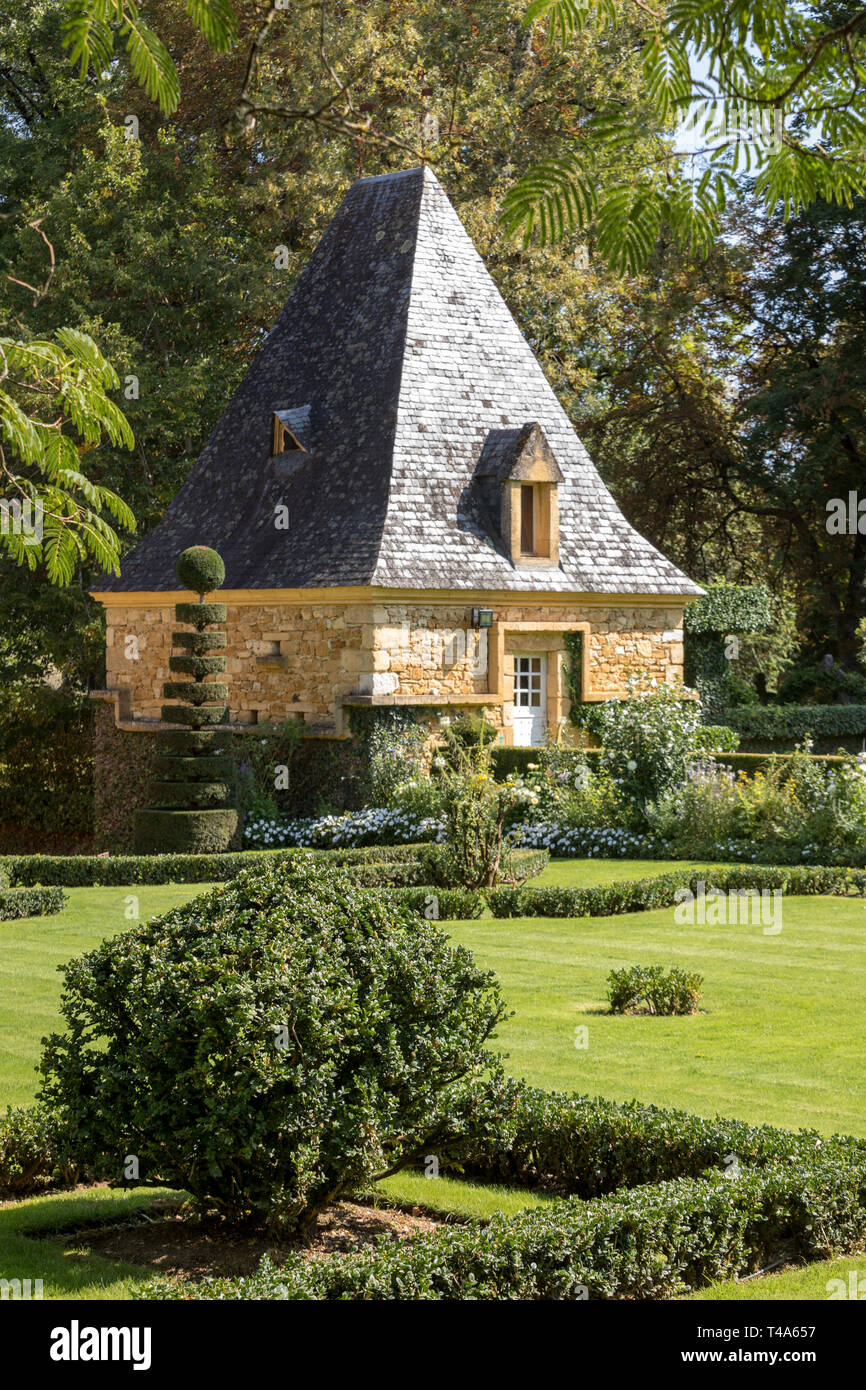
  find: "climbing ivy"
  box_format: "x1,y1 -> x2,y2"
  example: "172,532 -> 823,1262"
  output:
684,585 -> 772,637
563,631 -> 585,724
684,585 -> 772,720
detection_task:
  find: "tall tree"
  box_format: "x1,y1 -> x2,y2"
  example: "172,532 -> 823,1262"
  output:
734,196 -> 866,667
578,193 -> 866,670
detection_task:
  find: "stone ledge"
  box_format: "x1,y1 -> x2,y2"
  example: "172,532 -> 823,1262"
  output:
342,692 -> 501,707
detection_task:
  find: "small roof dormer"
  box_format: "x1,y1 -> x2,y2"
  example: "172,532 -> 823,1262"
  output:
271,404 -> 311,455
476,422 -> 563,568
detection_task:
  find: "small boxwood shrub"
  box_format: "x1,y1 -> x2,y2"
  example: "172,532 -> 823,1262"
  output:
0,1105 -> 86,1196
39,857 -> 507,1234
607,964 -> 703,1016
0,886 -> 66,919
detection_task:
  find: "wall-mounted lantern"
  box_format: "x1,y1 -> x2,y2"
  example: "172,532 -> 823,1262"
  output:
470,608 -> 494,629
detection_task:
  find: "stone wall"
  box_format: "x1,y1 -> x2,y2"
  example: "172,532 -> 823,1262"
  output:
105,601 -> 369,731
100,594 -> 686,741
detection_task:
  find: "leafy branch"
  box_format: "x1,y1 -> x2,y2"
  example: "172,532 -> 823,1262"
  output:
0,329 -> 136,585
63,0 -> 239,115
504,1 -> 866,269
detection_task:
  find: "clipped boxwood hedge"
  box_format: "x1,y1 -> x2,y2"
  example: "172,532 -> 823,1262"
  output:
713,750 -> 845,773
386,886 -> 486,919
172,631 -> 226,654
0,844 -> 545,902
488,863 -> 866,919
0,848 -> 300,888
151,755 -> 235,782
146,1071 -> 866,1301
133,808 -> 242,855
148,1160 -> 866,1301
174,601 -> 226,629
146,781 -> 235,809
722,704 -> 866,742
162,681 -> 229,706
0,844 -> 430,888
455,1076 -> 865,1196
0,886 -> 67,919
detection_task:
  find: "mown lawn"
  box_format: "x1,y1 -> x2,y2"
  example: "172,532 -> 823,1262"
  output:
2,861 -> 865,1303
3,868 -> 866,1136
0,1187 -> 181,1301
0,884 -> 211,1107
448,894 -> 866,1135
686,1254 -> 866,1301
534,857 -> 733,887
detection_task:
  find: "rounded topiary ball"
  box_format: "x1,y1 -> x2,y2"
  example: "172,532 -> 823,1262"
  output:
176,545 -> 225,596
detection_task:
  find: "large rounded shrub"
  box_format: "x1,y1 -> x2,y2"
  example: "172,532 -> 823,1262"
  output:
39,857 -> 506,1234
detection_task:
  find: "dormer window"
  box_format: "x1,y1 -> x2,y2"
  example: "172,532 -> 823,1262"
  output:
474,421 -> 562,567
271,405 -> 311,455
520,484 -> 535,554
518,480 -> 556,561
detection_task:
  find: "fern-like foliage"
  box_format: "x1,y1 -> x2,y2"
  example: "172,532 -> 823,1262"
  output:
508,0 -> 866,269
63,0 -> 238,115
0,333 -> 136,585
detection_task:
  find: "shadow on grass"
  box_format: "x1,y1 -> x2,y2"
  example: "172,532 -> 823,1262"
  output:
0,1186 -> 186,1300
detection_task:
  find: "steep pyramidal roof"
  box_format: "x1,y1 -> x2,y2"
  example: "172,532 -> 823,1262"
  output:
97,166 -> 700,597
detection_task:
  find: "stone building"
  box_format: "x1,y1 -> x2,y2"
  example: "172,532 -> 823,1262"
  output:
92,166 -> 700,753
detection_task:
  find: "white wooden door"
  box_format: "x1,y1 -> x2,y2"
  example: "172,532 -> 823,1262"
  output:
512,655 -> 547,746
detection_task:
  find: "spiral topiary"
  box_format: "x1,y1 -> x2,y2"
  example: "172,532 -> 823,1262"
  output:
133,546 -> 241,854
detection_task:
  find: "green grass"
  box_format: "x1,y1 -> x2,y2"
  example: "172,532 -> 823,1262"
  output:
534,857 -> 733,888
687,1254 -> 866,1301
374,1171 -> 552,1221
0,884 -> 211,1106
447,895 -> 866,1137
0,1187 -> 181,1300
4,859 -> 863,1303
4,869 -> 866,1135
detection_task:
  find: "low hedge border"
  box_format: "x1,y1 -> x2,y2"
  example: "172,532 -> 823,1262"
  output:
7,1074 -> 863,1206
454,1077 -> 866,1196
0,845 -> 546,895
488,863 -> 866,919
145,1072 -> 866,1300
385,886 -> 487,919
0,849 -> 300,888
0,886 -> 67,919
146,1161 -> 866,1301
722,704 -> 866,741
713,751 -> 847,772
0,844 -> 427,888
